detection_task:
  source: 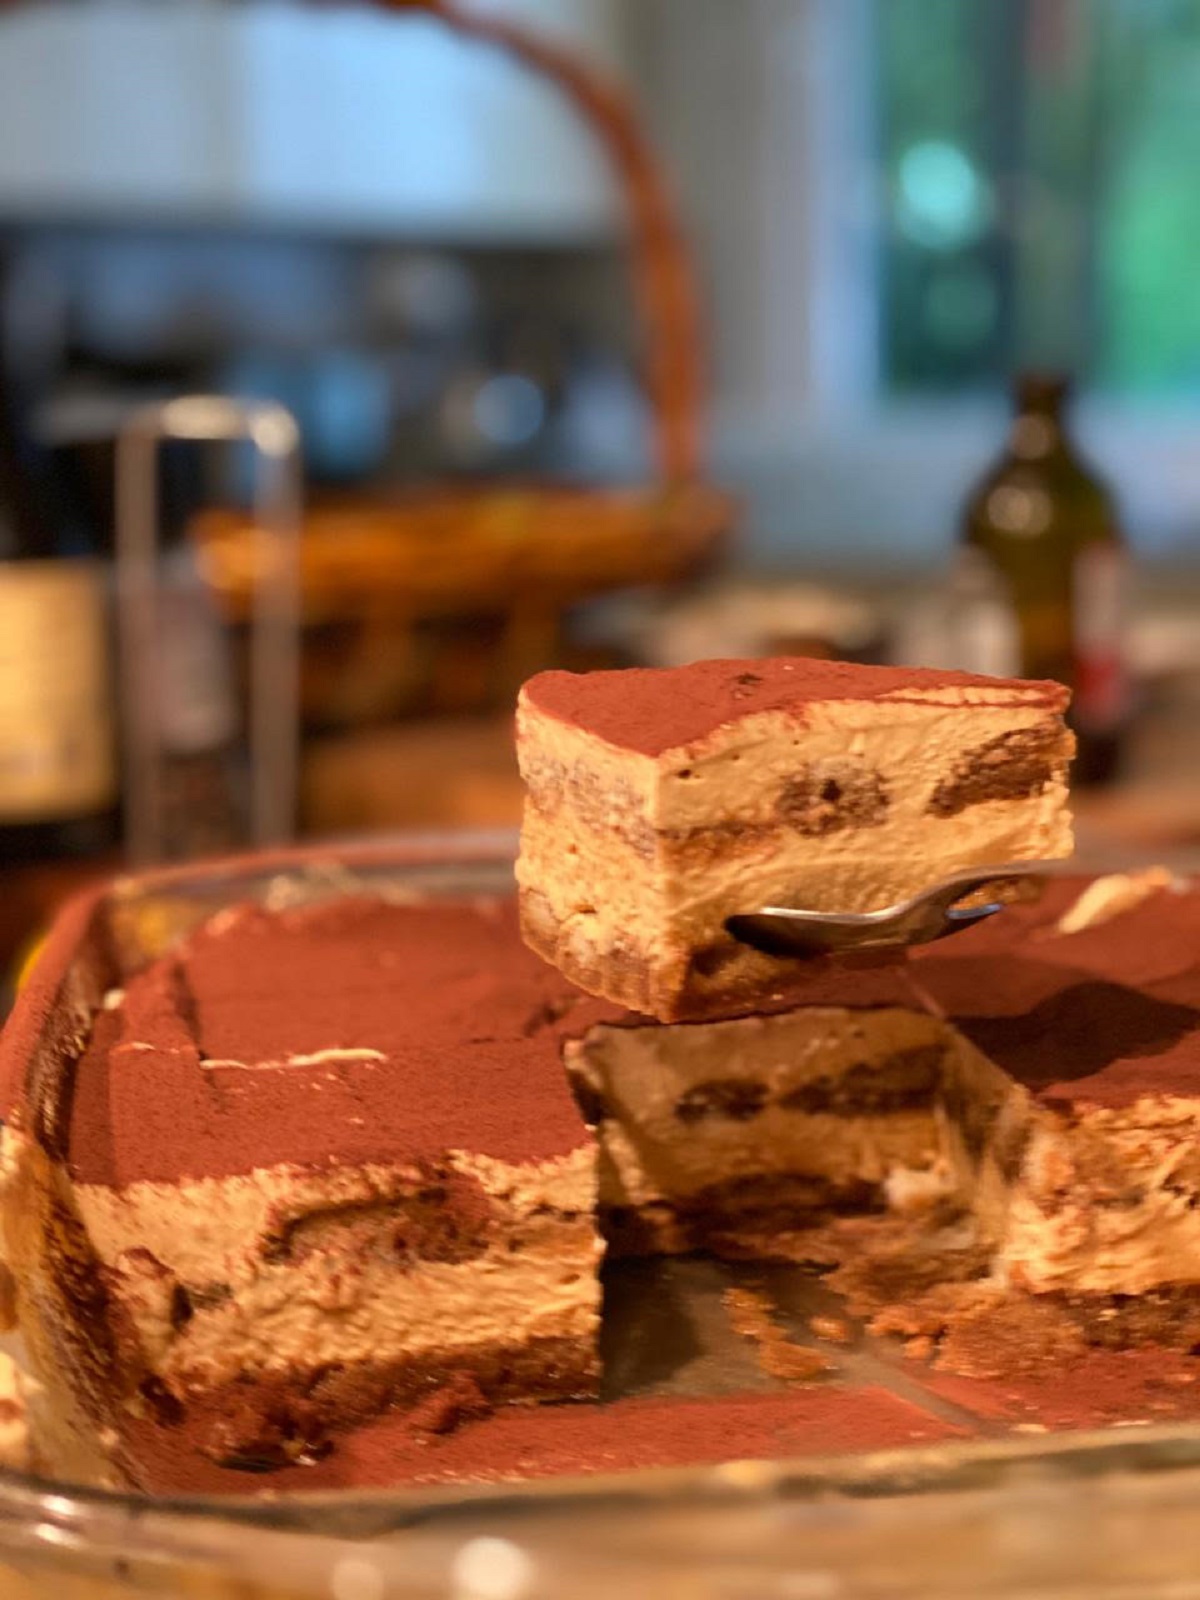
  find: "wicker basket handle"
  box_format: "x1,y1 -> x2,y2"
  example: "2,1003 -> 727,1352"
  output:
372,0 -> 705,483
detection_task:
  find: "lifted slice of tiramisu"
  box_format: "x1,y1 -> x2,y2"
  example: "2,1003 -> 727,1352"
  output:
517,658 -> 1074,1021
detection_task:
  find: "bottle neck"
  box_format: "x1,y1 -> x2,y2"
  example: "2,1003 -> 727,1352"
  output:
1007,374 -> 1074,463
1010,399 -> 1073,462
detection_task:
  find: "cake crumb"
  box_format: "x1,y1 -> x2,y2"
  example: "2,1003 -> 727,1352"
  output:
406,1374 -> 493,1440
1055,867 -> 1175,935
904,1335 -> 935,1363
724,1287 -> 833,1383
809,1314 -> 852,1346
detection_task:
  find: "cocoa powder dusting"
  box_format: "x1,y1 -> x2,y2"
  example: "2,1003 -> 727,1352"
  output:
523,658 -> 1067,758
67,897 -> 620,1185
405,1374 -> 493,1439
124,1387 -> 966,1495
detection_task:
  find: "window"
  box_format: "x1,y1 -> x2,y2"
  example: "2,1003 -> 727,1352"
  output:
878,0 -> 1200,400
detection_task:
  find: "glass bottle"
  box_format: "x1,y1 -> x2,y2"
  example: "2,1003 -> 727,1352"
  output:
0,368 -> 118,863
958,372 -> 1128,785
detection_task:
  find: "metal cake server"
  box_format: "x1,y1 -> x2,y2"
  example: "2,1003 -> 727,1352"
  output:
726,860 -> 1066,958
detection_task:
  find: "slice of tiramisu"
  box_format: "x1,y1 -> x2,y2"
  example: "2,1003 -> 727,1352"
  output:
3,898 -> 608,1477
517,657 -> 1074,1021
915,869 -> 1200,1308
564,963 -> 956,1257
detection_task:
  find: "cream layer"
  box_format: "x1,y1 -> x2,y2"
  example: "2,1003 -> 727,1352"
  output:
521,789 -> 1068,948
945,1074 -> 1200,1299
1002,1103 -> 1200,1295
518,697 -> 1072,956
75,1147 -> 600,1395
566,1008 -> 954,1215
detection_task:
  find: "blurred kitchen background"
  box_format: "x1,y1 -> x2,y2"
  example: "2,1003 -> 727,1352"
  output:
2,0 -> 1199,975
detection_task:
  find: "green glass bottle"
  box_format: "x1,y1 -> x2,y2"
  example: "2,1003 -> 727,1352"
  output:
958,373 -> 1128,785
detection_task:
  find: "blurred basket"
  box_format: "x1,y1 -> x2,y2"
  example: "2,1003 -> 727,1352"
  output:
190,0 -> 735,724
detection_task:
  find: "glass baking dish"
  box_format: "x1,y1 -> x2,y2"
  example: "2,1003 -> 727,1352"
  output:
5,831 -> 1200,1599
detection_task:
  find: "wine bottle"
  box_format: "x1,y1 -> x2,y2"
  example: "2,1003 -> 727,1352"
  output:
0,367 -> 118,863
957,373 -> 1129,785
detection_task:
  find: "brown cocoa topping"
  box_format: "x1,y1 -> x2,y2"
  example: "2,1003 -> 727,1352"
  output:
927,723 -> 1066,817
776,767 -> 889,836
524,657 -> 1068,759
69,897 -> 605,1189
125,1384 -> 967,1495
674,1078 -> 769,1124
955,979 -> 1200,1098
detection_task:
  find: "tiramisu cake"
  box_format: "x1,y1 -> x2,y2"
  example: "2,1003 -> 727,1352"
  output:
516,658 -> 1073,1018
1,898 -> 610,1482
4,657 -> 1200,1496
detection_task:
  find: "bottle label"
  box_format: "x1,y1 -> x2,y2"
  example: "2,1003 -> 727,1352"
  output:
0,560 -> 116,822
946,550 -> 1022,678
1072,544 -> 1128,731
